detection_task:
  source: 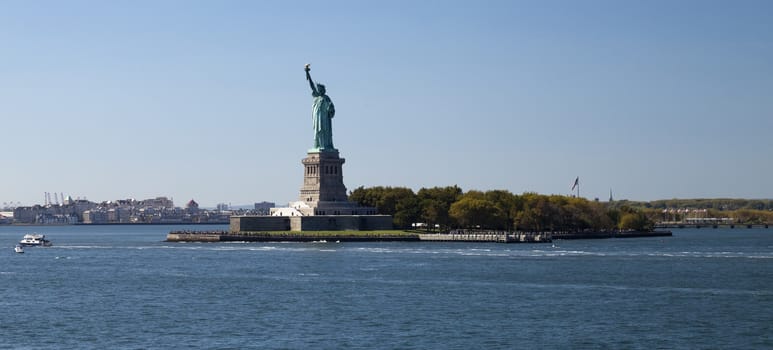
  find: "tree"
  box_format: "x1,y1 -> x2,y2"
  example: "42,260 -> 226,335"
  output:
349,186 -> 383,209
516,195 -> 557,231
392,197 -> 420,229
618,211 -> 653,231
449,196 -> 506,229
390,189 -> 420,229
484,190 -> 518,230
417,186 -> 463,230
349,186 -> 419,228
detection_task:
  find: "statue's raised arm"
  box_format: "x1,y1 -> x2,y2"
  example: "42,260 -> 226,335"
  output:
305,64 -> 318,95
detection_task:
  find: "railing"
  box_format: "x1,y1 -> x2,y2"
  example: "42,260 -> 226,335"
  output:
419,230 -> 552,243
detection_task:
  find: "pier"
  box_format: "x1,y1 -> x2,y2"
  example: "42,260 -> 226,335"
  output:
418,230 -> 551,243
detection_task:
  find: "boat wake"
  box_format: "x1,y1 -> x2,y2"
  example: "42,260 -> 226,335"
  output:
350,246 -> 772,259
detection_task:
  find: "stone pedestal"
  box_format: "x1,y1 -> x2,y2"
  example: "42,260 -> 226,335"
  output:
300,150 -> 348,204
251,148 -> 389,231
293,150 -> 377,216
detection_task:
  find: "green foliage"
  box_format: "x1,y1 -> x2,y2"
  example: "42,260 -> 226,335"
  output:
618,211 -> 652,231
393,195 -> 421,229
350,185 -> 677,232
615,198 -> 773,224
610,198 -> 773,211
349,186 -> 382,208
484,190 -> 519,230
512,194 -> 617,232
417,186 -> 463,231
732,209 -> 773,224
449,196 -> 506,229
349,186 -> 420,228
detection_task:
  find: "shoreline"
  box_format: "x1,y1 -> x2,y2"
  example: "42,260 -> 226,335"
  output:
167,231 -> 420,243
166,230 -> 672,243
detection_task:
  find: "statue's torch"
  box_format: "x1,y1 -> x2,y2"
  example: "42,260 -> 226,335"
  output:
305,63 -> 311,80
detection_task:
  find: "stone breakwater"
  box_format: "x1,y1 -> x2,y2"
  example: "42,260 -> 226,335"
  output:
166,231 -> 420,243
167,229 -> 671,243
167,230 -> 551,243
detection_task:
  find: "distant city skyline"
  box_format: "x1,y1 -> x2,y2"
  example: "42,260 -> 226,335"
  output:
2,0 -> 772,207
2,193 -> 254,210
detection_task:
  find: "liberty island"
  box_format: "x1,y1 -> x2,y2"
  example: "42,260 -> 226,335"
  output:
168,65 -> 670,242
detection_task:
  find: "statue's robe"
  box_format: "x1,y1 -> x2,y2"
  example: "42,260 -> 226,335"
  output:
312,92 -> 335,150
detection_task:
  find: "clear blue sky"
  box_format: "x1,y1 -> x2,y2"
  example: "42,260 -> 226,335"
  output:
2,0 -> 772,207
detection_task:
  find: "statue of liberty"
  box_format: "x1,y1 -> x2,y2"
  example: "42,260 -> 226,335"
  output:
305,64 -> 336,152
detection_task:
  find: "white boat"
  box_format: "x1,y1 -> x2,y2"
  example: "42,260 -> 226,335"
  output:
19,234 -> 53,247
14,245 -> 24,254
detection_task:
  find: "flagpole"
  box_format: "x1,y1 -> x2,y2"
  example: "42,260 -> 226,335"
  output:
577,179 -> 580,198
571,176 -> 580,198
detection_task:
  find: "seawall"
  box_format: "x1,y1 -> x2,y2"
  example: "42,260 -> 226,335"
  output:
167,230 -> 672,243
166,230 -> 552,243
167,231 -> 419,243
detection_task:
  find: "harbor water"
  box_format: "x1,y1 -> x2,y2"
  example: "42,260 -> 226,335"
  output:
1,225 -> 771,349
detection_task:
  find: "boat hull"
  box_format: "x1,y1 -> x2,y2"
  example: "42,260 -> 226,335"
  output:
19,234 -> 53,247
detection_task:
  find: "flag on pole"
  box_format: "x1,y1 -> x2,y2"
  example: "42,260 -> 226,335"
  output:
571,177 -> 579,191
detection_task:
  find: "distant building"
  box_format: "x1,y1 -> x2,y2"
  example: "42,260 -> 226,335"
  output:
139,197 -> 174,209
0,211 -> 12,224
13,206 -> 40,223
83,210 -> 108,224
186,199 -> 199,214
254,201 -> 275,215
107,208 -> 131,223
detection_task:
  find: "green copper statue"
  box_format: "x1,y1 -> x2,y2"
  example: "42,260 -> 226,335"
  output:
305,64 -> 336,152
